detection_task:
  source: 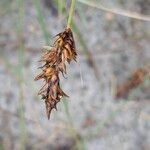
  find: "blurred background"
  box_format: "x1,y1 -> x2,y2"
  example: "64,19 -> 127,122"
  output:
0,0 -> 150,149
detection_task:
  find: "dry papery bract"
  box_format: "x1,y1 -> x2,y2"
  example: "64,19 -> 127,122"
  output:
35,28 -> 77,119
116,68 -> 149,98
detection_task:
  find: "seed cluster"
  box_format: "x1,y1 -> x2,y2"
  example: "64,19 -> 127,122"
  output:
116,68 -> 148,98
35,28 -> 77,119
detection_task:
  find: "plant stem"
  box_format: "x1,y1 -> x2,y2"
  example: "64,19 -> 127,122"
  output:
67,0 -> 76,28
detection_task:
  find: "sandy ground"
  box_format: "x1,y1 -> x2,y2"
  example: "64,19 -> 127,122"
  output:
0,0 -> 150,149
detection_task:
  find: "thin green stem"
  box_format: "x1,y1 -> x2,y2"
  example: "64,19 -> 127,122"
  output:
67,0 -> 76,28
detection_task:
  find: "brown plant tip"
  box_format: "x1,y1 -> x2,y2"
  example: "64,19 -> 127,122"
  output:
35,28 -> 77,119
116,68 -> 149,98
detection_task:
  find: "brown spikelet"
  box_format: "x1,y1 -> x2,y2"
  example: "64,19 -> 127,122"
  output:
35,28 -> 76,119
116,68 -> 149,98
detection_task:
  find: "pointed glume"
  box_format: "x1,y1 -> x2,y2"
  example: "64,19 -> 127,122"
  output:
35,28 -> 77,119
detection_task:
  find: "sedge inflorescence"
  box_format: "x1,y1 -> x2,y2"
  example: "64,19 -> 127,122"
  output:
35,28 -> 77,119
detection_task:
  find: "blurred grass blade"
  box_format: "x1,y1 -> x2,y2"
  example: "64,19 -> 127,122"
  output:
33,0 -> 49,44
75,3 -> 87,27
63,100 -> 86,150
63,100 -> 73,125
72,23 -> 100,81
57,0 -> 63,17
77,0 -> 150,21
16,0 -> 27,149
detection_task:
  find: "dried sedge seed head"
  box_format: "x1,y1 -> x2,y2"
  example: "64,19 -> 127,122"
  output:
35,28 -> 76,119
116,68 -> 149,98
